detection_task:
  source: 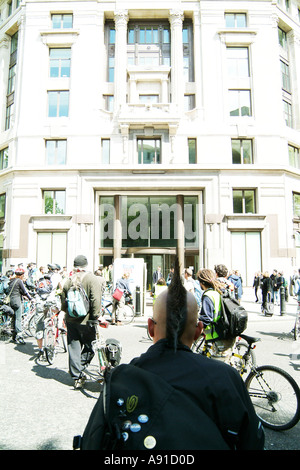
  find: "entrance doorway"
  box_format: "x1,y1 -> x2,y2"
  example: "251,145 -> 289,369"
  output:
135,253 -> 176,289
231,231 -> 262,286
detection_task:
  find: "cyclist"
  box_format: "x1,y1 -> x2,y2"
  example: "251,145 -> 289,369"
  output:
61,255 -> 102,389
8,268 -> 33,344
197,268 -> 235,361
111,272 -> 132,325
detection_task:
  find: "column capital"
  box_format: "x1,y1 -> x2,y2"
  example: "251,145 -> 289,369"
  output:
169,9 -> 184,27
114,9 -> 129,28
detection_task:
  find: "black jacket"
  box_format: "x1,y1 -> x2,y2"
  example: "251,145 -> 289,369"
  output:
8,278 -> 32,308
130,339 -> 264,450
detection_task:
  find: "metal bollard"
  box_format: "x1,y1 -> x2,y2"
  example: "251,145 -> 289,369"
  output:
135,285 -> 141,316
280,285 -> 286,315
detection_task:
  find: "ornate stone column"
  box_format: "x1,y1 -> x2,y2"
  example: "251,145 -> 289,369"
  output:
113,194 -> 122,260
176,194 -> 185,274
114,10 -> 129,114
169,9 -> 184,111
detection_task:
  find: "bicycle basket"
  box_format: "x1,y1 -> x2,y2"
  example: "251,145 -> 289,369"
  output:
105,338 -> 122,366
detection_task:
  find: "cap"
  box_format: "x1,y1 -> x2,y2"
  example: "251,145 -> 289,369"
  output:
73,255 -> 88,268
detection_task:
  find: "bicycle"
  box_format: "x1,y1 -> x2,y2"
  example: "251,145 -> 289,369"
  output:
0,300 -> 35,343
192,333 -> 300,431
38,296 -> 67,365
293,300 -> 300,341
83,319 -> 122,384
102,294 -> 135,325
0,306 -> 14,342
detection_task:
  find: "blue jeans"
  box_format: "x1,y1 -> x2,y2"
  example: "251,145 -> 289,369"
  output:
11,303 -> 23,336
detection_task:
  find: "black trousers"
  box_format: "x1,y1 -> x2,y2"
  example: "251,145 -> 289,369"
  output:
66,321 -> 96,380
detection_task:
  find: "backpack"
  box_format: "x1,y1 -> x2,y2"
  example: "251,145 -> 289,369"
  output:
0,276 -> 9,295
214,291 -> 248,340
66,275 -> 90,318
74,364 -> 230,450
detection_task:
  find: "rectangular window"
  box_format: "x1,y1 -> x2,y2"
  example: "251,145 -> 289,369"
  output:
48,91 -> 69,117
107,24 -> 115,82
225,13 -> 247,28
46,140 -> 67,165
281,60 -> 291,93
49,48 -> 71,78
283,100 -> 292,127
229,90 -> 251,117
0,194 -> 6,218
184,95 -> 195,111
104,95 -> 114,112
188,138 -> 197,164
232,139 -> 253,164
7,64 -> 16,94
233,189 -> 256,214
227,47 -> 249,78
293,193 -> 300,218
289,145 -> 300,169
0,148 -> 9,170
183,23 -> 194,82
5,103 -> 13,130
138,139 -> 161,164
278,27 -> 288,50
102,139 -> 110,164
126,22 -> 171,67
43,190 -> 66,214
52,14 -> 73,29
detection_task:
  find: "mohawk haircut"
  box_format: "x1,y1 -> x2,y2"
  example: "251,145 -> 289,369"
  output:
166,257 -> 187,351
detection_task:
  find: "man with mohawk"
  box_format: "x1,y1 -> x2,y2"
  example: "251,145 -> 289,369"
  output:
78,258 -> 264,451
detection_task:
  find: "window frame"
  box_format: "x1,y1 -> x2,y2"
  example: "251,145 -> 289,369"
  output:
293,192 -> 300,218
288,144 -> 300,169
188,138 -> 197,164
51,13 -> 73,29
49,48 -> 71,78
229,89 -> 252,117
137,138 -> 161,164
0,193 -> 6,219
231,139 -> 253,164
45,140 -> 67,165
0,147 -> 9,170
101,139 -> 110,164
48,90 -> 69,117
43,189 -> 66,215
232,188 -> 256,214
225,13 -> 247,28
226,46 -> 250,78
126,21 -> 171,67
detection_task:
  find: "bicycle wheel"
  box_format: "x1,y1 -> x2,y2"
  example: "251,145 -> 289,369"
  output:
294,310 -> 300,341
230,340 -> 256,373
28,312 -> 44,337
0,318 -> 13,343
57,328 -> 67,352
44,325 -> 56,365
245,365 -> 300,431
117,304 -> 134,325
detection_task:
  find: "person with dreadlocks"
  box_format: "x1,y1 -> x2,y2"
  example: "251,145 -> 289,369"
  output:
197,268 -> 235,359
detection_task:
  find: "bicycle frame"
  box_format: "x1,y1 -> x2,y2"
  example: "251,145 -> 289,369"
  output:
192,334 -> 257,377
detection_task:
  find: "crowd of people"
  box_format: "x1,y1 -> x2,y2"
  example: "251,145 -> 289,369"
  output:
3,257 -> 300,449
253,269 -> 300,314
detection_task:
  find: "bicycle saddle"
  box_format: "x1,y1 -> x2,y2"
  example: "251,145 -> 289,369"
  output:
239,334 -> 261,346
